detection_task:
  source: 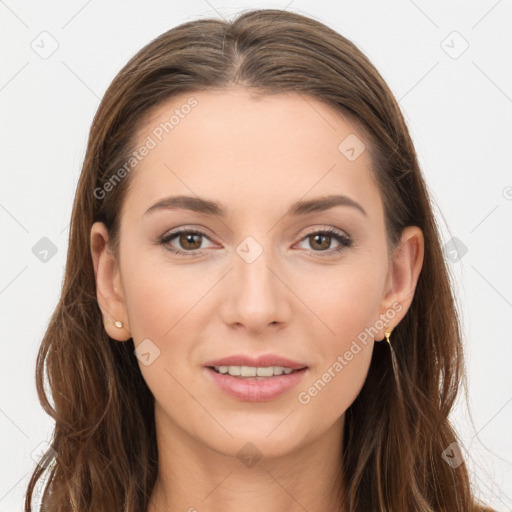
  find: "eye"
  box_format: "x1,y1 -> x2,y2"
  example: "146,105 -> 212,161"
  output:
295,227 -> 352,256
158,228 -> 216,256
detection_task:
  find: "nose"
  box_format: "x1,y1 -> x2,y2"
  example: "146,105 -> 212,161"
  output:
219,235 -> 292,333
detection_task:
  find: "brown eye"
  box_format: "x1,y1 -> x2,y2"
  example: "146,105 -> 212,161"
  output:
297,228 -> 352,256
158,229 -> 215,255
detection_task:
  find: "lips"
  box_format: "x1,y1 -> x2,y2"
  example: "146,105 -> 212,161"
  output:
204,366 -> 308,402
203,354 -> 308,371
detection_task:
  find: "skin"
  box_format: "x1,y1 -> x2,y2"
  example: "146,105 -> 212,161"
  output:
90,87 -> 424,512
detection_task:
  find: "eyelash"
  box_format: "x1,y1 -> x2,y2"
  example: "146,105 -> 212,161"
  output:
157,227 -> 353,257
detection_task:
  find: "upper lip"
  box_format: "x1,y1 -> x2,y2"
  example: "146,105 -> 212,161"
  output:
204,354 -> 308,370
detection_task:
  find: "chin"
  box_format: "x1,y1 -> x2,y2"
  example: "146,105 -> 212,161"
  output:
196,418 -> 312,460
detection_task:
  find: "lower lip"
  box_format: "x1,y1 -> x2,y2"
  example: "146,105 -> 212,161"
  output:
204,367 -> 308,402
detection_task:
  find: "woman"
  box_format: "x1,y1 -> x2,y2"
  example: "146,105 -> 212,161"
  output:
24,8 -> 495,512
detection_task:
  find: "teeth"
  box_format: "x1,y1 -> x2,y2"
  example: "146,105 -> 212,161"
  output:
213,365 -> 296,377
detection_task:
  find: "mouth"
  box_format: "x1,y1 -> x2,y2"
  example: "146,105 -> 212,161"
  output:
204,363 -> 309,402
202,354 -> 309,401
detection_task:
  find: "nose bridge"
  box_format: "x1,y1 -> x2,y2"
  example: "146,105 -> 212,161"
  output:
223,232 -> 289,329
234,233 -> 277,296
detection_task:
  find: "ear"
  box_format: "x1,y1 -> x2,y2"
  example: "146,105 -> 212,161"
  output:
90,221 -> 131,341
376,226 -> 424,341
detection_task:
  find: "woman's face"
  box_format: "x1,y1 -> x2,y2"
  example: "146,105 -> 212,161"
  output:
92,87 -> 423,459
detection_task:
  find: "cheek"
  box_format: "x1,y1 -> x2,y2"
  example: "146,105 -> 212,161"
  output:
297,257 -> 386,347
119,239 -> 201,341
296,311 -> 375,427
119,260 -> 201,411
300,338 -> 374,410
293,261 -> 385,417
122,273 -> 173,341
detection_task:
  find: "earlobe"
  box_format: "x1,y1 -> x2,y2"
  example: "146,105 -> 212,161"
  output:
90,222 -> 131,341
376,226 -> 425,341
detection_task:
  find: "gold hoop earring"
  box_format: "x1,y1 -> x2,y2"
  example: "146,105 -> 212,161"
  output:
384,327 -> 403,396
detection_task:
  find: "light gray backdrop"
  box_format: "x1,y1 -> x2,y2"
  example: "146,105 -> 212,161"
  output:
1,1 -> 511,510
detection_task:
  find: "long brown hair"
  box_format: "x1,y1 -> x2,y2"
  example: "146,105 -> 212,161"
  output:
24,8 -> 493,512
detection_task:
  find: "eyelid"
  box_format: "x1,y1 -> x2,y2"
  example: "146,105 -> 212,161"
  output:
299,225 -> 348,239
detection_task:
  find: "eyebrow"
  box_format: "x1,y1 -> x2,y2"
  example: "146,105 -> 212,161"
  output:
144,194 -> 367,218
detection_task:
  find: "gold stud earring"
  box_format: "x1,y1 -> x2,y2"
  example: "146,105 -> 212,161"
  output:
384,328 -> 393,345
103,317 -> 123,329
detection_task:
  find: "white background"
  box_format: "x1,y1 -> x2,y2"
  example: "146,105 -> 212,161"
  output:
1,1 -> 511,510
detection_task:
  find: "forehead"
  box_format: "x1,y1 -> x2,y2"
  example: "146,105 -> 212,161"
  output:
123,88 -> 382,220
